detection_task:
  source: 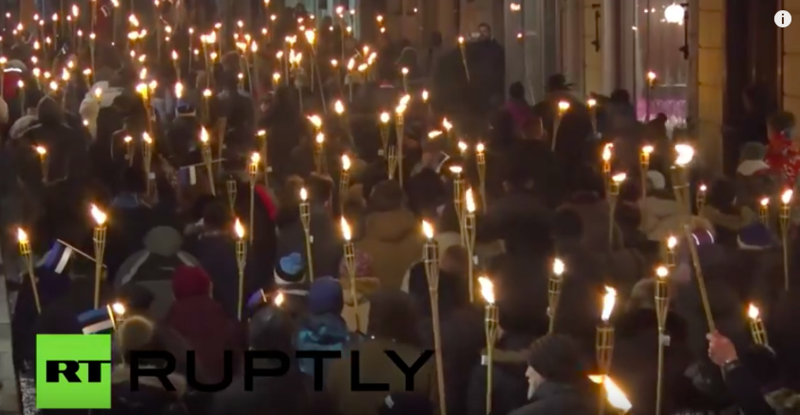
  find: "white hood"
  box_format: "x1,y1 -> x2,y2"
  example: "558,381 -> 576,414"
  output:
737,160 -> 770,176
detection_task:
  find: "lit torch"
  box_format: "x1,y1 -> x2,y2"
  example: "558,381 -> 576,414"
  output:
781,189 -> 793,291
552,101 -> 570,151
200,128 -> 215,196
747,303 -> 768,346
234,219 -> 247,320
248,153 -> 260,244
759,197 -> 770,226
480,276 -> 497,415
596,286 -> 617,415
341,217 -> 360,329
654,266 -> 669,415
17,228 -> 41,314
91,204 -> 108,309
300,188 -> 314,282
465,188 -> 477,301
422,220 -> 448,415
548,258 -> 565,333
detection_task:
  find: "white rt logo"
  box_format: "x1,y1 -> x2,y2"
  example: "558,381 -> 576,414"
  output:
776,10 -> 792,28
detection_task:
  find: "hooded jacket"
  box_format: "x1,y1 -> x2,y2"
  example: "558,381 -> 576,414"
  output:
116,227 -> 202,320
185,229 -> 266,319
104,195 -> 159,280
164,267 -> 244,384
356,208 -> 424,290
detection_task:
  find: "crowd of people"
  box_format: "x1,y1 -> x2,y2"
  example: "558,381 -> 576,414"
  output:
0,1 -> 799,415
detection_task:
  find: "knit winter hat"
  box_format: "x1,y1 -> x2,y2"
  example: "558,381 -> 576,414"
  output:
116,315 -> 155,355
741,142 -> 767,161
378,393 -> 434,415
738,223 -> 774,250
275,252 -> 306,285
526,334 -> 586,383
308,277 -> 344,315
171,266 -> 212,299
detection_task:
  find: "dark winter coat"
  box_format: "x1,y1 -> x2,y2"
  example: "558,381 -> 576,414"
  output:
508,381 -> 595,415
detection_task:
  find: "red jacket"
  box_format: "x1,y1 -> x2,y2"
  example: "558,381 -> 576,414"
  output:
765,137 -> 800,186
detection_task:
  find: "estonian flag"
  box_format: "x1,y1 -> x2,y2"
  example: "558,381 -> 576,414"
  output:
37,240 -> 74,275
78,308 -> 114,335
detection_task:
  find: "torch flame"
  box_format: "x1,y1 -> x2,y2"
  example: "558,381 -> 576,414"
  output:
601,286 -> 617,322
602,144 -> 613,161
558,101 -> 570,112
17,228 -> 28,243
340,217 -> 352,241
300,187 -> 308,201
700,184 -> 707,192
761,197 -> 770,207
476,143 -> 485,153
422,220 -> 434,240
642,145 -> 654,155
611,173 -> 627,183
442,118 -> 453,131
112,302 -> 126,315
307,115 -> 322,128
90,204 -> 107,226
604,377 -> 632,412
552,258 -> 565,276
748,303 -> 760,320
35,146 -> 46,155
422,90 -> 429,101
250,152 -> 260,165
428,130 -> 443,139
334,100 -> 345,114
315,133 -> 325,144
275,291 -> 285,307
782,189 -> 793,204
234,218 -> 245,239
675,144 -> 695,166
667,235 -> 677,249
478,277 -> 495,304
449,165 -> 463,175
656,266 -> 669,279
342,155 -> 351,171
143,133 -> 152,144
588,375 -> 604,384
200,128 -> 209,143
466,188 -> 476,213
587,98 -> 597,108
458,141 -> 468,152
380,112 -> 390,123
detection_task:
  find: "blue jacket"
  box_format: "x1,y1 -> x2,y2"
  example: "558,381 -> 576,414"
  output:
296,314 -> 358,384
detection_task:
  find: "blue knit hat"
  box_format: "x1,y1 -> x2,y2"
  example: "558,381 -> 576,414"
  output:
275,252 -> 306,285
738,223 -> 774,250
307,277 -> 343,315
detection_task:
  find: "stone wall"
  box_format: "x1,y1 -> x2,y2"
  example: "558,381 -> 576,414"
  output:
695,0 -> 724,175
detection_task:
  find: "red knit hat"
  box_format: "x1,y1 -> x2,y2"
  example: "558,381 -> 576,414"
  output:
172,266 -> 212,299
